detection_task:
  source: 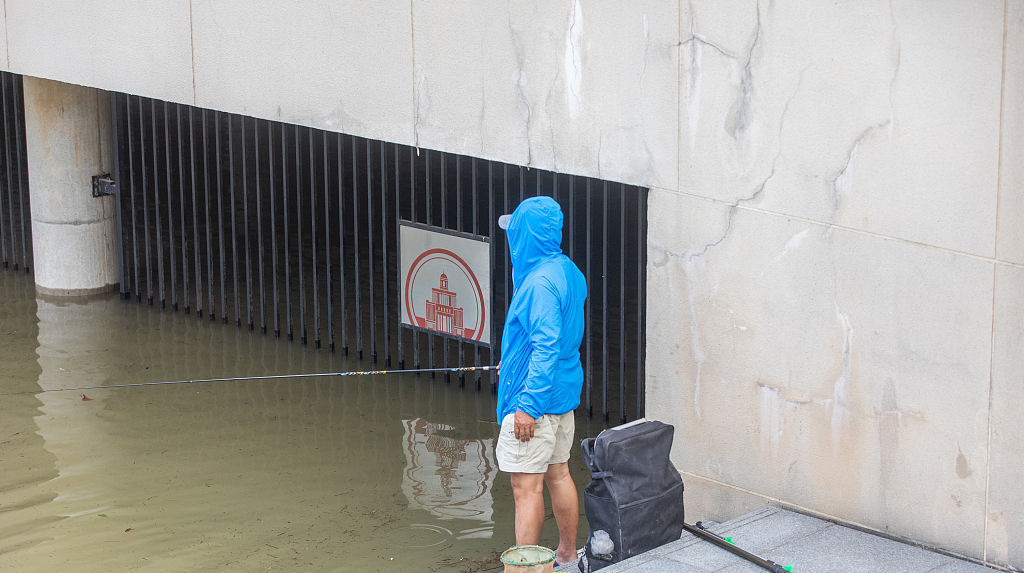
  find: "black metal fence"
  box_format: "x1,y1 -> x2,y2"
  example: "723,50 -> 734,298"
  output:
111,93 -> 647,424
0,72 -> 32,273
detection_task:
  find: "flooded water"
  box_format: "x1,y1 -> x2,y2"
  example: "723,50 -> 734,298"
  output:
0,271 -> 602,572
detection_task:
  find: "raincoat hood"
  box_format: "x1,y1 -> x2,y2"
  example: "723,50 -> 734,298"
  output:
505,196 -> 563,289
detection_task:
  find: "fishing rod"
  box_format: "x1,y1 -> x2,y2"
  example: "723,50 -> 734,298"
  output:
0,365 -> 498,397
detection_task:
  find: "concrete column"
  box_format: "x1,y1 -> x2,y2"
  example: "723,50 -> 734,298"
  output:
23,76 -> 117,296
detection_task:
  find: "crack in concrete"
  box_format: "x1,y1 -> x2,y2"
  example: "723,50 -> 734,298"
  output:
731,1 -> 762,139
640,15 -> 651,85
831,306 -> 854,451
508,4 -> 533,166
680,35 -> 737,60
830,120 -> 890,220
888,0 -> 902,132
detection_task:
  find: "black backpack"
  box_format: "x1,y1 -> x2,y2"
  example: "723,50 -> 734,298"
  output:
580,419 -> 685,570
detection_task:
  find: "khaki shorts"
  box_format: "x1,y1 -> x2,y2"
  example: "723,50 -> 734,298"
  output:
495,411 -> 575,474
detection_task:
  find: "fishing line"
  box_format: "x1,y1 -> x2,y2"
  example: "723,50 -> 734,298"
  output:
0,365 -> 497,397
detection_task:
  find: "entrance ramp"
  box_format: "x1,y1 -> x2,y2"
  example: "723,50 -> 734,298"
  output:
599,507 -> 998,572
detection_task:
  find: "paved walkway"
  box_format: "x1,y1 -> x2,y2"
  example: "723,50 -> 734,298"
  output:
597,507 -> 998,572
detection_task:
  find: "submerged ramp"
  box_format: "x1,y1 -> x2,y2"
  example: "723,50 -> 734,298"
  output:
601,507 -> 997,572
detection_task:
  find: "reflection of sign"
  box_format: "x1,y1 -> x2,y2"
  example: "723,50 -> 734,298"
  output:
400,418 -> 496,539
400,223 -> 491,345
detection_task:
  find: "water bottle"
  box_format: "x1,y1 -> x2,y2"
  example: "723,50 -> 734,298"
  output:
590,530 -> 614,561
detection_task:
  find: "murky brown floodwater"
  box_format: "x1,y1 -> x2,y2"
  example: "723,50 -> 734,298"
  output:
0,271 -> 602,572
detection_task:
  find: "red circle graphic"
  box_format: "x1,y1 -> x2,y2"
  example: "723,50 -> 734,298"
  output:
404,248 -> 486,341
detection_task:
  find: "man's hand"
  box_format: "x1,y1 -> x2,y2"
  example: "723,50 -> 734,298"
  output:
514,409 -> 535,442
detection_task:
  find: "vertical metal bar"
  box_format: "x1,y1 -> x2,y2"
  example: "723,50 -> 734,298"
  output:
338,133 -> 348,354
366,138 -> 376,362
203,109 -> 215,319
602,180 -> 609,421
503,163 -> 511,316
456,154 -> 465,387
504,163 -> 511,284
189,106 -> 201,316
324,131 -> 333,350
163,101 -> 177,310
351,135 -> 361,359
568,177 -> 575,265
637,187 -> 644,420
243,117 -> 253,330
440,153 -> 449,381
128,96 -> 140,300
425,150 -> 434,374
269,121 -> 280,337
380,140 -> 389,365
585,178 -> 592,417
229,114 -> 241,326
296,124 -> 306,344
410,145 -> 418,368
620,183 -> 626,423
140,98 -> 153,305
152,99 -> 165,307
518,165 -> 525,201
1,74 -> 11,268
283,123 -> 292,339
13,76 -> 28,271
110,93 -> 127,297
488,160 -> 497,392
176,104 -> 188,312
309,128 -> 320,348
394,143 -> 403,367
256,119 -> 266,333
471,157 -> 481,390
216,112 -> 227,321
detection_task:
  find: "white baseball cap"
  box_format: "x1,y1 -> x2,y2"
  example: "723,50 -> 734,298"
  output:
498,214 -> 513,230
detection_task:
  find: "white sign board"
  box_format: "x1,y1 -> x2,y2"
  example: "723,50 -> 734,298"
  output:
399,222 -> 491,345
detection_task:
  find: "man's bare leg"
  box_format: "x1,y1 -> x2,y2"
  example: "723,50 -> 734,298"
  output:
510,472 -> 546,546
545,462 -> 579,564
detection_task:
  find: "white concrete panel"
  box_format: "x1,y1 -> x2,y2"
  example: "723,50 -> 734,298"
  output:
413,0 -> 678,189
680,1 -> 1003,257
647,189 -> 994,557
985,264 -> 1024,568
998,1 -> 1024,265
5,0 -> 193,104
0,1 -> 9,71
191,0 -> 414,146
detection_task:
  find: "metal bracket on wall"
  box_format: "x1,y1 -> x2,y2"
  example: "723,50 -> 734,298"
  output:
92,174 -> 118,197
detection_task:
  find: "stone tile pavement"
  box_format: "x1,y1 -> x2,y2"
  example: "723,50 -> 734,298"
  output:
595,507 -> 1000,573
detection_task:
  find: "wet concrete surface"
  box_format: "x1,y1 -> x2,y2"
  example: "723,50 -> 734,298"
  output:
600,507 -> 999,572
0,271 -> 604,572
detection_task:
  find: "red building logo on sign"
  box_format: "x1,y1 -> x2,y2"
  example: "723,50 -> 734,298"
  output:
425,273 -> 465,337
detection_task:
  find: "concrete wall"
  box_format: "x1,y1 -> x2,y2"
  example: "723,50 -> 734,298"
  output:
2,0 -> 1021,567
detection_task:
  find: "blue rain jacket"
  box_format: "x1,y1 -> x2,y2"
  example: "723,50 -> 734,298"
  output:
496,196 -> 587,422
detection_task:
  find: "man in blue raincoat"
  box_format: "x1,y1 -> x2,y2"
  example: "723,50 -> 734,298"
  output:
495,196 -> 587,569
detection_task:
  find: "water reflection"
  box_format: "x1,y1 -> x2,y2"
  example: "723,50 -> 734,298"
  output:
401,418 -> 496,539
